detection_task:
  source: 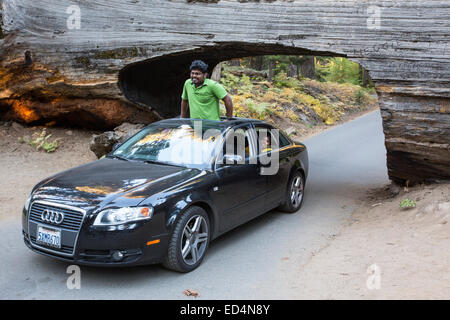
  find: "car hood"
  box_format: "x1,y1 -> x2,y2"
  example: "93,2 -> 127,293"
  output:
31,158 -> 205,211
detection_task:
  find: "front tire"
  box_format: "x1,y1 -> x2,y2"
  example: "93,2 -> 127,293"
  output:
279,170 -> 305,213
163,206 -> 210,273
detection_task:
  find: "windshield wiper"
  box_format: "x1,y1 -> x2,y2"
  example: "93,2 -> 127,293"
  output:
107,155 -> 129,161
144,160 -> 186,168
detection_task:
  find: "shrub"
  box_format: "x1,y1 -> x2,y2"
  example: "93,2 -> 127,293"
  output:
286,109 -> 299,122
273,72 -> 299,88
21,128 -> 62,152
354,88 -> 367,106
262,90 -> 278,102
400,198 -> 416,209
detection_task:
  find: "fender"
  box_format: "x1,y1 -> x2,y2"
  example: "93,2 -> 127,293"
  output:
166,193 -> 219,239
139,172 -> 220,239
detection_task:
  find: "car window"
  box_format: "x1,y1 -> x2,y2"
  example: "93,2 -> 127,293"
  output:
112,122 -> 224,169
254,126 -> 280,155
222,126 -> 254,161
279,131 -> 292,148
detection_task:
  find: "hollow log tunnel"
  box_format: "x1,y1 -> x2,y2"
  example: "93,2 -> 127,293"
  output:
118,43 -> 344,119
117,43 -> 450,185
0,0 -> 449,184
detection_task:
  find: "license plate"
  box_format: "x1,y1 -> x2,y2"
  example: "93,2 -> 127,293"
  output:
36,225 -> 61,249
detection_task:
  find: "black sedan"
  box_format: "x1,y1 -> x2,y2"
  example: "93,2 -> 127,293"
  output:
22,117 -> 308,272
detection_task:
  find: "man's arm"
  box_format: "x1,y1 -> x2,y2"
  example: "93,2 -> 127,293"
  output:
222,95 -> 233,118
180,99 -> 189,118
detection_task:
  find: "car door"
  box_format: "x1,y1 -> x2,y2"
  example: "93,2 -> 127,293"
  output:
254,124 -> 293,209
213,124 -> 267,233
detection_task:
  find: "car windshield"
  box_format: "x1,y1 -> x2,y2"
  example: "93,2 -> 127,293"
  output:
110,121 -> 225,169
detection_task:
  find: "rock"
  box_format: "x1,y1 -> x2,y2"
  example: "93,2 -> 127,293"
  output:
285,127 -> 297,136
298,113 -> 309,123
113,122 -> 146,141
65,130 -> 73,136
89,122 -> 146,158
89,131 -> 118,159
386,183 -> 402,198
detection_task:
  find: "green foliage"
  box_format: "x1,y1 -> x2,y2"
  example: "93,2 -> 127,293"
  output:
220,65 -> 254,95
239,55 -> 373,89
400,198 -> 417,209
220,71 -> 240,89
273,72 -> 300,88
221,57 -> 376,126
237,74 -> 254,95
21,128 -> 61,153
354,88 -> 367,106
316,57 -> 362,85
241,74 -> 252,86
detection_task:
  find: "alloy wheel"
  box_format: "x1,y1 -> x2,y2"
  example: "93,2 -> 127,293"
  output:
180,215 -> 209,266
290,174 -> 304,209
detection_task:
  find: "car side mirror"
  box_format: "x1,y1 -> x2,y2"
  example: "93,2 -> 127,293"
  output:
221,154 -> 244,165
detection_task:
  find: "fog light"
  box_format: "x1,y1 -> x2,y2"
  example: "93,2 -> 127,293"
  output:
112,250 -> 124,262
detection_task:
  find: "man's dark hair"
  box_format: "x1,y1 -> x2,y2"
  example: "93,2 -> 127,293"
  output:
190,60 -> 208,73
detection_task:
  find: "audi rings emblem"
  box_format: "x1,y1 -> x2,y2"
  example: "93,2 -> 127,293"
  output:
41,209 -> 64,225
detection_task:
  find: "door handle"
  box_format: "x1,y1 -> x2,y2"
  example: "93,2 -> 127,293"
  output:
281,156 -> 290,164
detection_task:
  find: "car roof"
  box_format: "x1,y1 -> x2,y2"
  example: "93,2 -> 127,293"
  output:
141,117 -> 300,146
152,117 -> 268,130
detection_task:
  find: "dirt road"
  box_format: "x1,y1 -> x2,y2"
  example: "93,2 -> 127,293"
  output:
0,111 -> 448,299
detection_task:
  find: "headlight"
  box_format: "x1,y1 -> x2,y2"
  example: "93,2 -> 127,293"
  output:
24,193 -> 33,211
93,207 -> 154,226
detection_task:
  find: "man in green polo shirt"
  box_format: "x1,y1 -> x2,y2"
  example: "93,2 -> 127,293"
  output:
180,60 -> 233,121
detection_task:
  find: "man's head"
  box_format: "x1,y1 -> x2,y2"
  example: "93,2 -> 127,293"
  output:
190,60 -> 208,86
260,135 -> 271,149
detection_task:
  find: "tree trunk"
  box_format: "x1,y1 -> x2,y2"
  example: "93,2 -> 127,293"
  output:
1,0 -> 449,183
300,56 -> 315,79
251,56 -> 264,71
211,62 -> 222,81
287,63 -> 298,78
362,67 -> 371,87
268,60 -> 276,81
229,59 -> 240,66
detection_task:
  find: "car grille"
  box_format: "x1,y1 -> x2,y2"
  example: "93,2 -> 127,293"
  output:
29,202 -> 84,231
27,201 -> 86,257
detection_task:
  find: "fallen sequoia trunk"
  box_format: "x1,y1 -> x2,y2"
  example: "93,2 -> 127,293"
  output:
0,0 -> 449,183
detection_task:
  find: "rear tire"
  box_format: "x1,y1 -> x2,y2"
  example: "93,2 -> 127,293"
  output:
162,206 -> 210,273
278,170 -> 305,213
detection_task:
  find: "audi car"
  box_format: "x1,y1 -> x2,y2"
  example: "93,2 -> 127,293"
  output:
22,117 -> 308,272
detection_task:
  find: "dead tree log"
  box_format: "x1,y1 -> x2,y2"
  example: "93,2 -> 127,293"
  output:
0,0 -> 449,183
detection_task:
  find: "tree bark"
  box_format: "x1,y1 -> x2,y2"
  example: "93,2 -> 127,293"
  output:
229,59 -> 240,67
268,60 -> 276,81
251,56 -> 264,71
300,56 -> 315,79
287,64 -> 298,78
0,0 -> 449,183
362,67 -> 371,87
211,62 -> 222,81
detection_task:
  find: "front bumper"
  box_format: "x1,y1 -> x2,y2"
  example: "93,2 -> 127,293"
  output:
23,201 -> 169,267
23,234 -> 168,266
